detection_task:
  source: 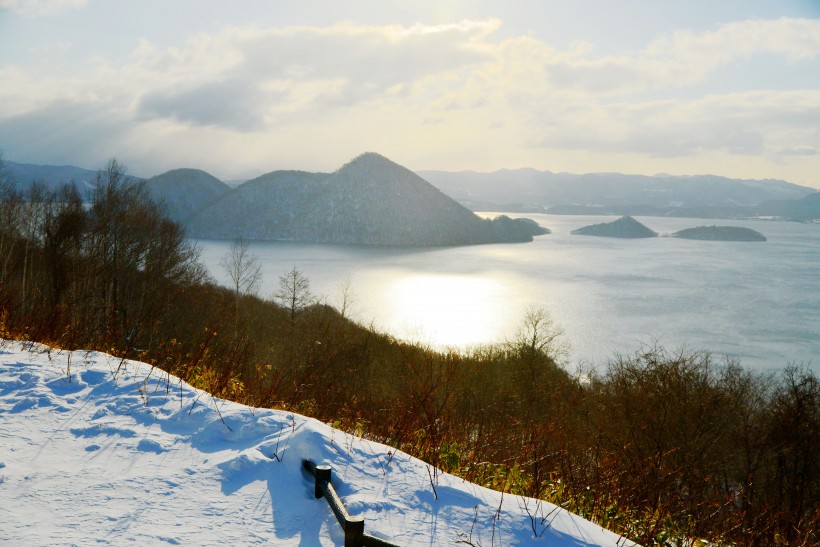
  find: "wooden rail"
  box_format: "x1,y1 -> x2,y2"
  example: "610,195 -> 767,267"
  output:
302,459 -> 401,547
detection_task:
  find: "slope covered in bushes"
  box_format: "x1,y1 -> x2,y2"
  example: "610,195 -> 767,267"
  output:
0,340 -> 631,545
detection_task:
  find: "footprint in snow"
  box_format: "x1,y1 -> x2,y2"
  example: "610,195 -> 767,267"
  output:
70,425 -> 137,438
45,375 -> 87,395
81,369 -> 109,385
137,439 -> 166,453
10,397 -> 39,413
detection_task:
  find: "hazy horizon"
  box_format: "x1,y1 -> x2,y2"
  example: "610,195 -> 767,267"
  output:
2,1 -> 820,188
6,151 -> 820,190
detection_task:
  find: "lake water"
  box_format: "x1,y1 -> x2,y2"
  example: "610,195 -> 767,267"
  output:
194,214 -> 819,373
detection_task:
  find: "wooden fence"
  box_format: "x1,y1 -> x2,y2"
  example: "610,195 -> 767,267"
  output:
302,459 -> 401,547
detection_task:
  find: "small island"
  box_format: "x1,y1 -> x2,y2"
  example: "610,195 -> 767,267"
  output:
671,226 -> 767,242
571,216 -> 658,238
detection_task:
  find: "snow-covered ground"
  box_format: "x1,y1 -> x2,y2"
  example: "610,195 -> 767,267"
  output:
0,340 -> 632,546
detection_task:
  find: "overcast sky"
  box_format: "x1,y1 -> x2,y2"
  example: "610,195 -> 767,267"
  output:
1,0 -> 819,187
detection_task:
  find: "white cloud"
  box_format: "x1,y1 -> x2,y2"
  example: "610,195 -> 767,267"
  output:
534,17 -> 820,95
529,90 -> 820,158
129,20 -> 496,130
656,17 -> 820,64
0,100 -> 133,168
0,0 -> 86,17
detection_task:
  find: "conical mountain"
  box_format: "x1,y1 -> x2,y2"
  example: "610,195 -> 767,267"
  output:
144,168 -> 231,223
186,152 -> 548,246
306,152 -> 487,245
571,216 -> 657,238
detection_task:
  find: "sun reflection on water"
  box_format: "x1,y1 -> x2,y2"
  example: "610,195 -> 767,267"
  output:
381,274 -> 510,348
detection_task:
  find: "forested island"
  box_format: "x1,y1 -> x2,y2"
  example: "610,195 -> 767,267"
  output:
570,217 -> 769,242
179,153 -> 549,246
571,216 -> 658,238
671,225 -> 767,241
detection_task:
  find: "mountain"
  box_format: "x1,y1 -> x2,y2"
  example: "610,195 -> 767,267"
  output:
187,153 -> 548,245
0,340 -> 630,546
3,161 -> 232,223
4,160 -> 101,199
186,170 -> 328,240
571,216 -> 658,238
143,168 -> 232,223
418,168 -> 816,216
755,191 -> 820,222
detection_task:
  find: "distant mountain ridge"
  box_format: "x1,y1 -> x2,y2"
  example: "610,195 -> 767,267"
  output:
419,168 -> 819,220
5,155 -> 818,223
4,160 -> 103,199
754,191 -> 820,222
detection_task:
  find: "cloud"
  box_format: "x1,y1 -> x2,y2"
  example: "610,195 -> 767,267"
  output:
0,0 -> 86,17
775,146 -> 819,157
410,17 -> 820,164
0,100 -> 133,167
1,17 -> 819,181
138,81 -> 282,131
539,17 -> 820,94
531,91 -> 820,158
131,20 -> 496,130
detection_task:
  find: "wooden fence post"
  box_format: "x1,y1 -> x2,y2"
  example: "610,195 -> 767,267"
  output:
345,515 -> 365,546
315,464 -> 331,499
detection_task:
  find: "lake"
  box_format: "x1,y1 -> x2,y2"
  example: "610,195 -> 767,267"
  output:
194,214 -> 819,372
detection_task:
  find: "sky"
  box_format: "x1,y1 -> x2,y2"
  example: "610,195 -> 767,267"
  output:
1,0 -> 819,188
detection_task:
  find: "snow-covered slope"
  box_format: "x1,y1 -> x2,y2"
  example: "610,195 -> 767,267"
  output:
0,341 -> 632,546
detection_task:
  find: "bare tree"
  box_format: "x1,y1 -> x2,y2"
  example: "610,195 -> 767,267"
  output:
0,151 -> 11,195
508,306 -> 569,364
220,238 -> 262,327
337,277 -> 355,320
274,266 -> 313,326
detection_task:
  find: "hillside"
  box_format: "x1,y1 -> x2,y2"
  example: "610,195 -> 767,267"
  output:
4,160 -> 102,199
144,168 -> 232,223
571,216 -> 658,238
755,191 -> 820,221
186,170 -> 327,240
187,153 -> 548,245
0,340 -> 630,546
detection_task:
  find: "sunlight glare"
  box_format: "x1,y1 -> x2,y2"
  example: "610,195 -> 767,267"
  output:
382,274 -> 508,348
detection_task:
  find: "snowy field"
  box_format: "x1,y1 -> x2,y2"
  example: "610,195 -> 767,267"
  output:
0,340 -> 632,546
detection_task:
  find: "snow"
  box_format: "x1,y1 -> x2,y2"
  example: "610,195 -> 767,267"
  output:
0,340 -> 632,546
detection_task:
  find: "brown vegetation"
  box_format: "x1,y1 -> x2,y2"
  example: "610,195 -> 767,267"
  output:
1,158 -> 817,545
